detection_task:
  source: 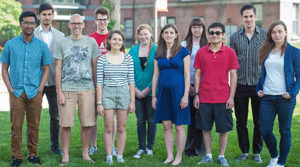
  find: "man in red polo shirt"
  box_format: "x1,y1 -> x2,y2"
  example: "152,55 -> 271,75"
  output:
193,22 -> 239,167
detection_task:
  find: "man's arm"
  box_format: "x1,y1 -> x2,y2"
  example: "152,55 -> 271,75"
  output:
193,69 -> 201,109
1,63 -> 14,93
92,57 -> 98,87
55,59 -> 65,105
38,65 -> 49,92
227,69 -> 237,109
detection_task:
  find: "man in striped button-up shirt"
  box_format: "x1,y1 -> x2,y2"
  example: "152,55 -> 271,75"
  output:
230,4 -> 266,163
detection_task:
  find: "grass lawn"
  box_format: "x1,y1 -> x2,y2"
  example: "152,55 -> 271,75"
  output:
0,105 -> 299,167
291,42 -> 300,48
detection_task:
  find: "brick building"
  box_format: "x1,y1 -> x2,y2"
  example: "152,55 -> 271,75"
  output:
15,0 -> 300,46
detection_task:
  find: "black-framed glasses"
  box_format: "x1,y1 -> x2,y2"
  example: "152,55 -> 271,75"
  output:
208,31 -> 223,36
22,21 -> 36,26
96,18 -> 108,22
70,22 -> 83,26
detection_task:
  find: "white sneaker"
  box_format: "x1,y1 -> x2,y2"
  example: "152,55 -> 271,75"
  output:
146,148 -> 153,155
266,156 -> 279,167
112,146 -> 118,156
133,150 -> 144,159
106,155 -> 113,165
270,164 -> 284,167
88,146 -> 97,155
117,154 -> 125,163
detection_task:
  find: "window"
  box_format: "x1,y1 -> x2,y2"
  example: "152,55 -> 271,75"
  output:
56,9 -> 82,16
293,3 -> 299,35
225,25 -> 238,46
167,17 -> 175,24
253,3 -> 263,27
124,19 -> 133,39
34,0 -> 85,5
56,21 -> 70,36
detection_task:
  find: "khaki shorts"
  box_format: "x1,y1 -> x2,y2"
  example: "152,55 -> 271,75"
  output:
58,90 -> 96,127
102,85 -> 130,110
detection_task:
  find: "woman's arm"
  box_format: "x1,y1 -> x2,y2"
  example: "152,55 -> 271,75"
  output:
180,55 -> 191,109
152,60 -> 160,110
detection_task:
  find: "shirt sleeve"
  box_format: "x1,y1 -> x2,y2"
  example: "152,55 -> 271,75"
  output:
230,49 -> 240,70
41,43 -> 52,66
91,38 -> 101,59
181,47 -> 190,59
194,49 -> 201,69
96,56 -> 104,86
0,41 -> 11,64
127,53 -> 135,84
54,40 -> 63,60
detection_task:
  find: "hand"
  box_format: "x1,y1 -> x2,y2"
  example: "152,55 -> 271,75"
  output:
141,87 -> 150,97
226,97 -> 234,109
57,91 -> 66,105
193,95 -> 200,109
8,88 -> 14,94
97,104 -> 104,116
180,95 -> 189,109
257,90 -> 264,97
38,86 -> 44,93
189,85 -> 195,97
135,88 -> 144,99
128,101 -> 135,113
152,96 -> 157,110
282,92 -> 291,99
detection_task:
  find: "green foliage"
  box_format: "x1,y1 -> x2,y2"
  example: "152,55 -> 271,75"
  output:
101,0 -> 116,30
0,0 -> 22,41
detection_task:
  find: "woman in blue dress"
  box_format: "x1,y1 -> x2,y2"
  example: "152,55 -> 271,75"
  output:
152,24 -> 191,166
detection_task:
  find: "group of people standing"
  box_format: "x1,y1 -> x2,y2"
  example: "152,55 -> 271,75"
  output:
1,2 -> 299,167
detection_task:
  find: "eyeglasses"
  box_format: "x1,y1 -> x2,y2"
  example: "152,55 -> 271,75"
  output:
96,18 -> 108,22
70,22 -> 83,26
208,31 -> 223,36
22,21 -> 36,26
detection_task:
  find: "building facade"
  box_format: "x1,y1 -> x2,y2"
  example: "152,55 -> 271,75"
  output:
16,0 -> 300,46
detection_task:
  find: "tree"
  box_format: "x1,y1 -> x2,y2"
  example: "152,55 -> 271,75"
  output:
0,0 -> 22,42
101,0 -> 116,30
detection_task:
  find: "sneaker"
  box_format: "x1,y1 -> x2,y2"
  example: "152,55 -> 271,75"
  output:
28,156 -> 42,165
105,158 -> 113,165
253,154 -> 262,163
88,146 -> 97,155
197,155 -> 213,164
133,150 -> 144,159
146,148 -> 153,155
117,155 -> 125,163
218,156 -> 229,166
112,146 -> 118,156
11,158 -> 22,167
237,153 -> 249,161
271,164 -> 284,167
266,156 -> 279,167
51,149 -> 63,156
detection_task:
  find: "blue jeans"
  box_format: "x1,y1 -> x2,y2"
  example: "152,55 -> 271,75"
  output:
135,96 -> 157,150
259,95 -> 295,165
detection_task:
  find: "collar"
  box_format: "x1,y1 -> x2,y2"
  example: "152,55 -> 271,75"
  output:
38,25 -> 53,33
239,25 -> 261,35
19,33 -> 36,43
207,42 -> 225,53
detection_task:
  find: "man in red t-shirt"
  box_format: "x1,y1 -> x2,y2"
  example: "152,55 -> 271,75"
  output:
193,22 -> 239,166
88,6 -> 110,155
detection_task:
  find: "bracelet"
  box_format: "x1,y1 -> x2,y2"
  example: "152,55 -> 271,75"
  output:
152,96 -> 156,98
96,101 -> 103,105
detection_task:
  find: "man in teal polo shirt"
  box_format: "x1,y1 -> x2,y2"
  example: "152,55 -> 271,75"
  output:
1,11 -> 52,167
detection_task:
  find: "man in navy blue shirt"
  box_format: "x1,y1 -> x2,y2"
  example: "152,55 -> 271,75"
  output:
1,11 -> 52,167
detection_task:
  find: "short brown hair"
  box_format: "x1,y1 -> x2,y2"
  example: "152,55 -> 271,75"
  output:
106,30 -> 125,51
94,6 -> 109,19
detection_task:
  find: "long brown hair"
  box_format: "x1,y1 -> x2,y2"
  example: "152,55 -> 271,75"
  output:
259,20 -> 287,65
184,17 -> 208,52
136,24 -> 153,57
156,24 -> 182,58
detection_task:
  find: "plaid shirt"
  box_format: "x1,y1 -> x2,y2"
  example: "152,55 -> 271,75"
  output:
230,26 -> 267,85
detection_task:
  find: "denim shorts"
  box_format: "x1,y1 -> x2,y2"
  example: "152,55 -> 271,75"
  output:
196,103 -> 233,133
102,85 -> 130,110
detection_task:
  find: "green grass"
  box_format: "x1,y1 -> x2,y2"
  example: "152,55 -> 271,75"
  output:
0,105 -> 300,167
291,42 -> 300,48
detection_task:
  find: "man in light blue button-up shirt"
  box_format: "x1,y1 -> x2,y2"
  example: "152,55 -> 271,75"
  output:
1,11 -> 52,167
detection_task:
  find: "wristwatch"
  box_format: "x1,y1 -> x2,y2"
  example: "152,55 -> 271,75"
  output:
96,101 -> 103,105
194,92 -> 199,96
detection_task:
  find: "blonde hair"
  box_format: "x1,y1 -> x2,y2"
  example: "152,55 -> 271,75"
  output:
135,24 -> 153,57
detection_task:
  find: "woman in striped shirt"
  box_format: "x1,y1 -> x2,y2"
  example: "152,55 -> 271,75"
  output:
96,30 -> 135,165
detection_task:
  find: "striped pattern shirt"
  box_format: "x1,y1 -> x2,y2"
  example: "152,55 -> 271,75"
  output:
97,53 -> 134,86
230,26 -> 267,85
